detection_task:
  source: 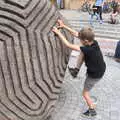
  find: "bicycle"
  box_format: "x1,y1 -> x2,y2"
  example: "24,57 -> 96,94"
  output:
81,1 -> 91,12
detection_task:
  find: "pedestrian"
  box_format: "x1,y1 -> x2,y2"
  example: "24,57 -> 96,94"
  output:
111,0 -> 118,9
57,0 -> 62,9
52,19 -> 106,117
108,5 -> 120,24
103,1 -> 109,13
95,0 -> 105,24
114,40 -> 120,62
89,4 -> 100,26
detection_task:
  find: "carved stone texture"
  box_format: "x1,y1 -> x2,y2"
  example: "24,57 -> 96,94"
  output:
0,0 -> 73,120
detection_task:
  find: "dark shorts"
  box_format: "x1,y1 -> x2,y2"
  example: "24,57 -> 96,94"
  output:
84,75 -> 101,91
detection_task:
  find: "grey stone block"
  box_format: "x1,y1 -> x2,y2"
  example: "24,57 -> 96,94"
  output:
0,0 -> 73,120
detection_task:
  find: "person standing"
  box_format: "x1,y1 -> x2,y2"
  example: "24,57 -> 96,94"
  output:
109,5 -> 120,24
95,0 -> 105,24
111,0 -> 118,9
57,0 -> 61,8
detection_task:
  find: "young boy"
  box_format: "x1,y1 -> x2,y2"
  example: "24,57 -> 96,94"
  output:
52,19 -> 106,117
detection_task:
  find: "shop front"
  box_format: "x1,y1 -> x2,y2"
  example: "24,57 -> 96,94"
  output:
64,0 -> 85,9
50,0 -> 120,10
50,0 -> 64,8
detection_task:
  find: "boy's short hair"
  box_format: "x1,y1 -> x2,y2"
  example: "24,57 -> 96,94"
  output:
78,27 -> 95,42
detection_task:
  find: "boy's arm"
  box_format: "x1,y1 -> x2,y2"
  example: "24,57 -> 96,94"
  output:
57,19 -> 79,37
63,24 -> 79,37
52,27 -> 81,51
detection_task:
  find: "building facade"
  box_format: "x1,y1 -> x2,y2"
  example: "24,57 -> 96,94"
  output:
50,0 -> 120,9
64,0 -> 120,9
50,0 -> 94,9
64,0 -> 85,9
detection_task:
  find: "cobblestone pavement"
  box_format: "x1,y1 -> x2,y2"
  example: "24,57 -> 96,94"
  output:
48,10 -> 120,120
49,57 -> 120,120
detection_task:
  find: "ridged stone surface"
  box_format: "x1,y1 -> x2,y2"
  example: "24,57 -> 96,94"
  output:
0,0 -> 73,120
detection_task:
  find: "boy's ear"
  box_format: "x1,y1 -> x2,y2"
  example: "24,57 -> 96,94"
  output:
84,40 -> 90,45
85,40 -> 89,43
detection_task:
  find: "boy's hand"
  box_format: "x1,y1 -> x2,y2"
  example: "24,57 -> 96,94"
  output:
52,26 -> 60,34
57,19 -> 65,28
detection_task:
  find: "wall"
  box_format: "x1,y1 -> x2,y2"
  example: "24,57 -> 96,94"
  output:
0,0 -> 72,120
64,0 -> 120,9
64,0 -> 83,9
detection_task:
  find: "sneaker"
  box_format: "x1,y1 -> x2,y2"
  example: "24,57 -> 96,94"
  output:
100,20 -> 103,24
68,67 -> 79,78
82,108 -> 97,118
90,22 -> 94,28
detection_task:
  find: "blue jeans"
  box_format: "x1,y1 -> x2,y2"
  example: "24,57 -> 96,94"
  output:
57,0 -> 61,8
89,13 -> 100,25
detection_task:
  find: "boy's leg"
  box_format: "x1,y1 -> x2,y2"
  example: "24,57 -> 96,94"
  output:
82,76 -> 101,117
83,76 -> 101,108
76,51 -> 84,69
68,51 -> 84,78
82,89 -> 97,117
83,89 -> 95,109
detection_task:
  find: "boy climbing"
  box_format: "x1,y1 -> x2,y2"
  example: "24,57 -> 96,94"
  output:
52,19 -> 106,117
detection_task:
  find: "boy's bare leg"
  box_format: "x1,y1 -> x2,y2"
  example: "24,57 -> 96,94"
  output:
76,51 -> 84,69
83,89 -> 96,109
68,51 -> 84,77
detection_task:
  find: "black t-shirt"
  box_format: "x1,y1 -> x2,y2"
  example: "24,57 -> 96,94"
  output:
92,5 -> 98,13
80,40 -> 106,78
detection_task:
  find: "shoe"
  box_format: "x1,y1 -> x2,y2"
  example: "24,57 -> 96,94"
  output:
100,20 -> 103,24
90,22 -> 94,28
68,67 -> 79,78
82,108 -> 97,118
